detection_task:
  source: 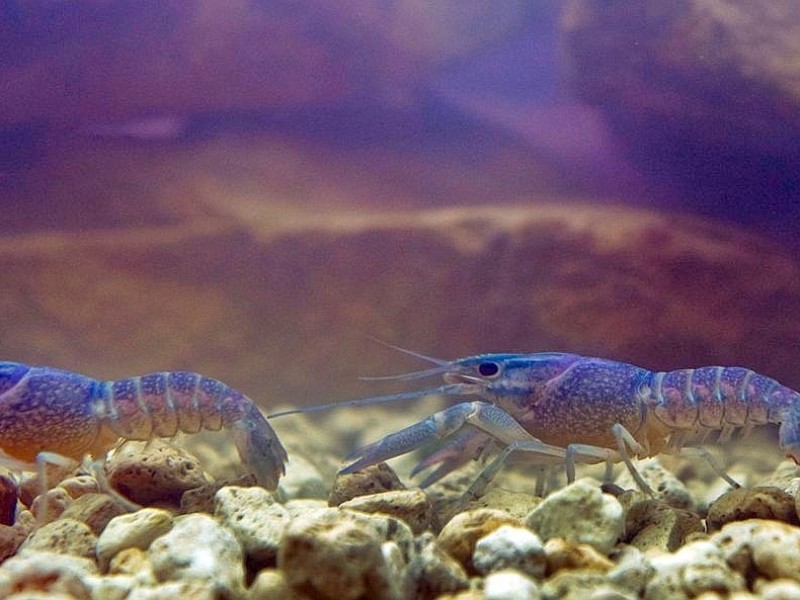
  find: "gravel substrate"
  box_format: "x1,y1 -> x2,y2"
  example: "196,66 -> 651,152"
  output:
0,414 -> 798,600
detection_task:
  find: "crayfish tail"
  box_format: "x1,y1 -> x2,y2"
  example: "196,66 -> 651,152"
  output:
231,402 -> 288,490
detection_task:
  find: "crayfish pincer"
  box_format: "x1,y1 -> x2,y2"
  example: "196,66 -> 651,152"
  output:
0,362 -> 287,490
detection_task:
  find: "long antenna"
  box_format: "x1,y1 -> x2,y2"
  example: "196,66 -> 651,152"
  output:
267,382 -> 471,419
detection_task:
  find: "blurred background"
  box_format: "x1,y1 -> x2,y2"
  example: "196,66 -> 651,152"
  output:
1,0 -> 799,408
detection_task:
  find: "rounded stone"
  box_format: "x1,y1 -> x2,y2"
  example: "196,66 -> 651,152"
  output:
405,533 -> 469,599
96,508 -> 174,570
525,479 -> 623,554
148,513 -> 245,598
60,493 -> 129,536
484,569 -> 542,600
472,525 -> 546,579
624,499 -> 704,552
278,509 -> 402,600
19,518 -> 96,559
437,508 -> 521,573
213,485 -> 289,568
711,519 -> 800,582
646,540 -> 744,598
105,441 -> 210,506
0,551 -> 97,599
544,538 -> 614,575
328,463 -> 406,506
340,489 -> 433,534
707,486 -> 798,532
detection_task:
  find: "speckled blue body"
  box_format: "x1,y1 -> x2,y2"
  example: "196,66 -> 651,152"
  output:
0,361 -> 287,489
320,350 -> 800,490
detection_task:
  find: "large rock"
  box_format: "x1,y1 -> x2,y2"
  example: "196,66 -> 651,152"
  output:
0,0 -> 529,126
1,194 -> 799,409
561,0 -> 800,213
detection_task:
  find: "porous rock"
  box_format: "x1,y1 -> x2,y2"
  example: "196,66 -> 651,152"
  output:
0,523 -> 28,562
472,525 -> 546,579
96,508 -> 173,570
329,463 -> 406,506
148,513 -> 245,598
179,473 -> 257,515
29,487 -> 73,525
107,547 -> 156,583
544,538 -> 614,576
126,580 -> 221,600
405,533 -> 469,600
707,486 -> 798,532
624,499 -> 704,552
437,508 -> 522,573
105,441 -> 210,506
278,508 -> 403,600
645,539 -> 744,599
340,489 -> 433,534
20,517 -> 97,559
540,570 -> 626,600
214,485 -> 289,568
606,545 -> 654,596
484,569 -> 542,600
58,475 -> 101,499
0,551 -> 98,599
61,492 -> 129,536
711,519 -> 800,582
250,569 -> 306,600
465,488 -> 542,521
525,479 -> 623,554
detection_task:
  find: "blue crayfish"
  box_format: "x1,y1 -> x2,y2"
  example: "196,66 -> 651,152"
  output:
0,362 -> 287,489
272,345 -> 800,497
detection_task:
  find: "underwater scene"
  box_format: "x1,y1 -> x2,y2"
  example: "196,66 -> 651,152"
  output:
1,1 -> 800,598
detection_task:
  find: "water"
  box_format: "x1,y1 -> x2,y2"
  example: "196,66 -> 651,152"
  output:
1,1 -> 799,411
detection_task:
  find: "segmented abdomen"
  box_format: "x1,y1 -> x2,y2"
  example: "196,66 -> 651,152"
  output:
648,366 -> 797,432
93,371 -> 243,440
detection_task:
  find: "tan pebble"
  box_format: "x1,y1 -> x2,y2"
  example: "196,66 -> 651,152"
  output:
250,569 -> 306,600
61,493 -> 129,536
711,519 -> 800,582
179,473 -> 256,514
58,475 -> 101,499
328,463 -> 406,506
0,523 -> 28,562
464,488 -> 542,521
279,510 -> 402,600
148,513 -> 245,598
125,580 -> 220,599
214,485 -> 288,568
340,489 -> 433,534
544,538 -> 614,575
105,441 -> 210,506
30,487 -> 73,524
0,551 -> 97,599
107,547 -> 155,580
625,499 -> 704,552
525,479 -> 623,555
20,517 -> 96,559
437,508 -> 521,573
406,533 -> 469,599
96,507 -> 173,570
18,463 -> 78,507
707,487 -> 798,532
756,578 -> 800,600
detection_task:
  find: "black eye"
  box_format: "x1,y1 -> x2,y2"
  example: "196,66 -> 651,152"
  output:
477,362 -> 500,377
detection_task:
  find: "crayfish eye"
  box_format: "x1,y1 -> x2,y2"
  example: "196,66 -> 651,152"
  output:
477,361 -> 500,377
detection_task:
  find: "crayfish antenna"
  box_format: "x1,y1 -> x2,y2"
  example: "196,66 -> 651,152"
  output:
268,382 -> 476,419
364,335 -> 450,366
